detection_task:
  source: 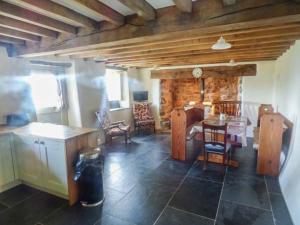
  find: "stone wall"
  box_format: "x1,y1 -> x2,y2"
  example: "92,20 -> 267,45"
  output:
160,77 -> 241,124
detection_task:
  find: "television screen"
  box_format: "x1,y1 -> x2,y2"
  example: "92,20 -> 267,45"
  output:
133,91 -> 148,102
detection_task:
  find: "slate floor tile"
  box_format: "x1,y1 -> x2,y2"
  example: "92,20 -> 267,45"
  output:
222,173 -> 271,210
41,202 -> 104,225
41,188 -> 126,225
216,200 -> 274,225
0,192 -> 67,225
269,193 -> 294,225
155,207 -> 214,225
188,161 -> 226,183
0,184 -> 39,207
108,183 -> 177,225
0,202 -> 8,213
95,214 -> 137,225
169,177 -> 222,219
265,177 -> 281,194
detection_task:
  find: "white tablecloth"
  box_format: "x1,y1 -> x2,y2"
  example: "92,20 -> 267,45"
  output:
190,116 -> 248,147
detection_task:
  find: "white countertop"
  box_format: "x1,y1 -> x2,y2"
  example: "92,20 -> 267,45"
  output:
1,123 -> 97,140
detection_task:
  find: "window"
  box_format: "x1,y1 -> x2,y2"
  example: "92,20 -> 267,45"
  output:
105,69 -> 122,101
27,70 -> 63,112
105,69 -> 129,110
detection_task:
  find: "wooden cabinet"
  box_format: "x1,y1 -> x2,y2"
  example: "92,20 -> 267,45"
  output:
39,138 -> 68,196
0,134 -> 15,187
15,135 -> 42,187
15,136 -> 68,197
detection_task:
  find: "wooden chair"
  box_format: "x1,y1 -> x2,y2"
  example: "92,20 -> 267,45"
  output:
95,111 -> 130,144
202,122 -> 231,169
132,102 -> 155,134
213,101 -> 241,116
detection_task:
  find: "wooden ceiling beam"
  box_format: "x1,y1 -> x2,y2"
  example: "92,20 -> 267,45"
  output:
173,0 -> 193,13
5,0 -> 98,28
72,0 -> 124,25
58,23 -> 300,57
112,57 -> 277,68
18,0 -> 300,57
0,35 -> 25,45
107,51 -> 283,63
118,0 -> 156,20
0,1 -> 77,34
73,44 -> 291,59
150,64 -> 257,79
106,47 -> 290,62
74,35 -> 299,59
108,51 -> 285,64
0,15 -> 58,38
0,27 -> 40,42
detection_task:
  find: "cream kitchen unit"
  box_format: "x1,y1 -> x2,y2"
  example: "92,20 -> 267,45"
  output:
0,123 -> 97,205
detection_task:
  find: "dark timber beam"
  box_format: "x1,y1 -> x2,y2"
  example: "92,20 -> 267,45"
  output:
72,0 -> 124,25
118,0 -> 156,20
0,35 -> 25,45
0,27 -> 40,42
0,15 -> 58,38
18,0 -> 300,57
173,0 -> 193,13
0,1 -> 77,34
5,0 -> 98,28
151,65 -> 257,79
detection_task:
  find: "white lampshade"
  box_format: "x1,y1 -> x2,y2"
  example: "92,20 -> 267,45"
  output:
211,36 -> 232,50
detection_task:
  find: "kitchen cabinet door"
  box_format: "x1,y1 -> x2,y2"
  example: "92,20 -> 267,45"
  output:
0,134 -> 15,187
14,135 -> 42,187
39,138 -> 68,196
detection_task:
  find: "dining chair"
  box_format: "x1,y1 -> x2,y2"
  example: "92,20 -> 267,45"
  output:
202,122 -> 231,169
213,101 -> 241,116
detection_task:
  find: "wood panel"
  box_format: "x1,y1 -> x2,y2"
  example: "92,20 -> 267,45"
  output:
72,0 -> 124,25
6,0 -> 98,28
0,27 -> 40,42
171,108 -> 204,161
0,1 -> 77,34
18,0 -> 300,59
0,15 -> 58,37
0,35 -> 25,45
257,113 -> 284,177
151,65 -> 256,79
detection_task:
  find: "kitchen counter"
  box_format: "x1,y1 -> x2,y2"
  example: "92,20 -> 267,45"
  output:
0,125 -> 17,135
13,122 -> 97,141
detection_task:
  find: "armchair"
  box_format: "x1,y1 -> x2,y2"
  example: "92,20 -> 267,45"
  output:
132,102 -> 155,134
95,111 -> 131,144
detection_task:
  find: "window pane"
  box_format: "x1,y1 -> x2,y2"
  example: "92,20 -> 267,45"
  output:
27,71 -> 62,110
105,69 -> 121,101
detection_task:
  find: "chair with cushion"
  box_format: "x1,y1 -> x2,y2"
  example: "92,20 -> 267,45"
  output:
132,102 -> 155,134
202,122 -> 231,169
95,111 -> 130,144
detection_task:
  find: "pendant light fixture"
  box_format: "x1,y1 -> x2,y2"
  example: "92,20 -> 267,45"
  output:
211,36 -> 232,50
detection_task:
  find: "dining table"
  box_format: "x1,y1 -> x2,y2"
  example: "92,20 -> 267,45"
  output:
189,114 -> 249,167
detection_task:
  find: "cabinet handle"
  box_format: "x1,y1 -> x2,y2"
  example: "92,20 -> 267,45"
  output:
44,146 -> 49,168
40,141 -> 45,145
34,140 -> 39,144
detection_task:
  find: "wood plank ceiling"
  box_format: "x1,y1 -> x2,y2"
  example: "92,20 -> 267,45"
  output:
0,0 -> 300,67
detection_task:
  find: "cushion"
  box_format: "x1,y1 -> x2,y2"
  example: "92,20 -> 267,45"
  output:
205,143 -> 231,153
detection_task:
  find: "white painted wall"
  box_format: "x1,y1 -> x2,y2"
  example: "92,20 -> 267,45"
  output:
137,68 -> 161,129
0,47 -> 36,124
274,41 -> 300,225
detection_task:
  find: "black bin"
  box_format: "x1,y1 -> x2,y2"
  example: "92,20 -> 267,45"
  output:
74,148 -> 104,207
